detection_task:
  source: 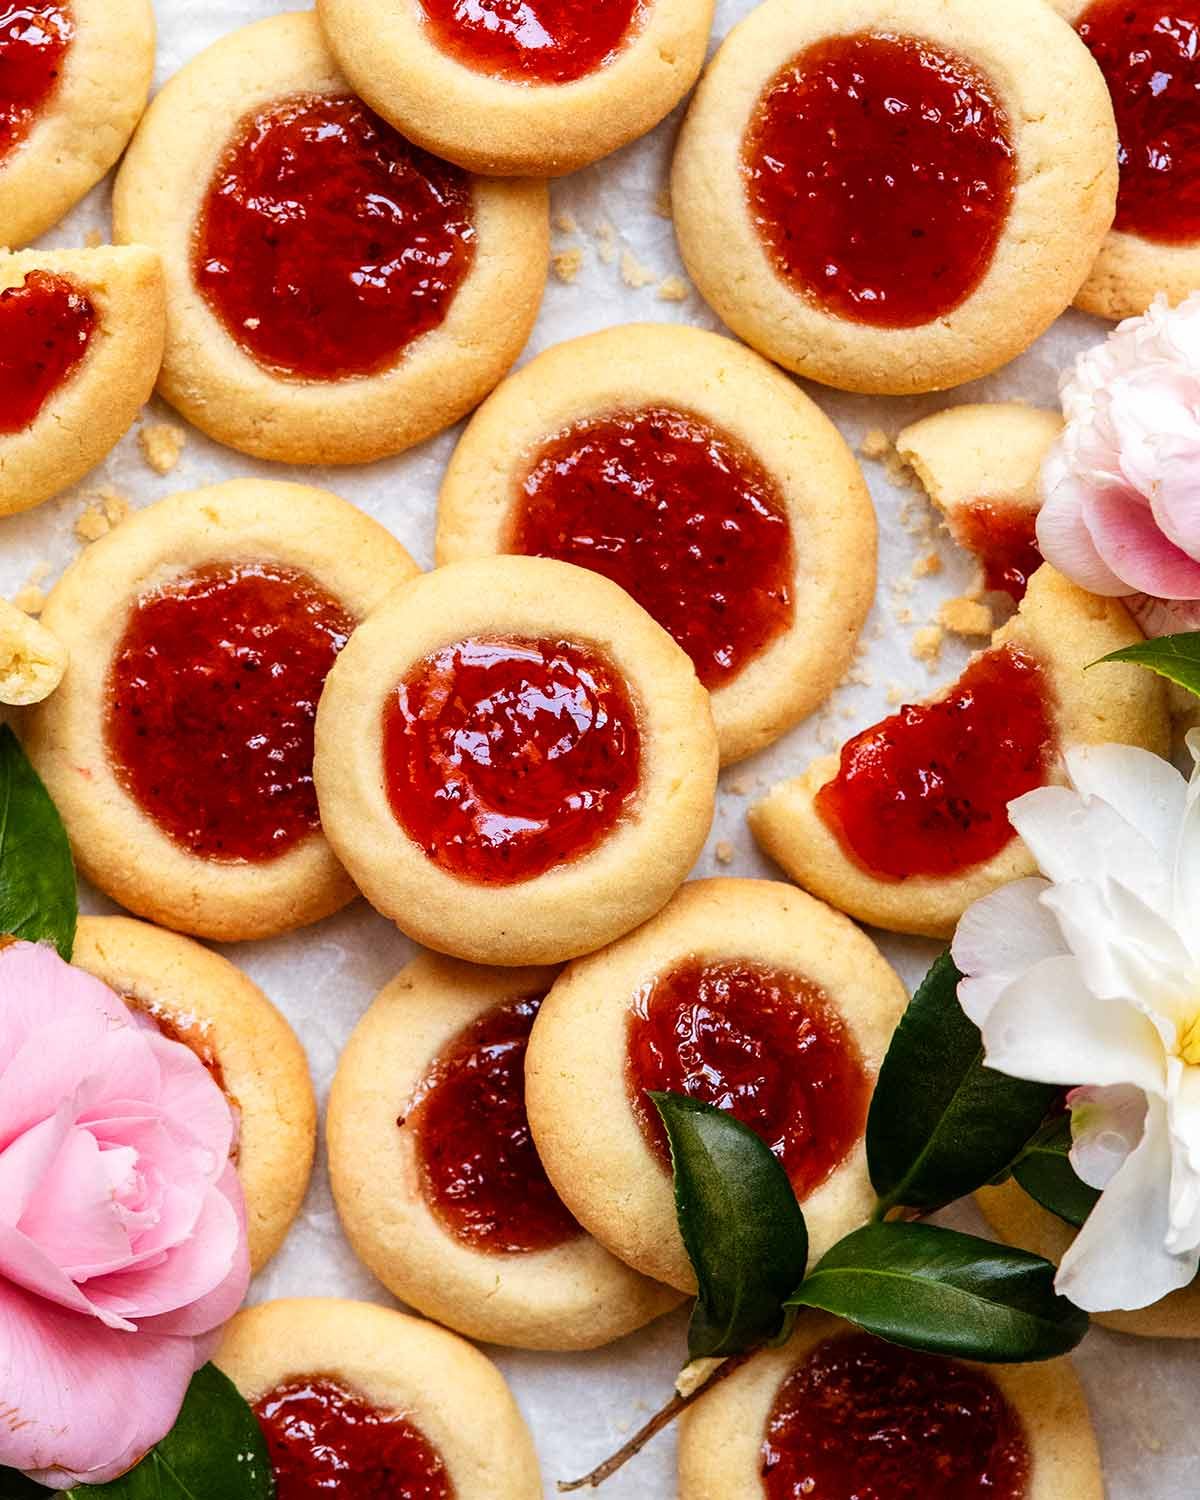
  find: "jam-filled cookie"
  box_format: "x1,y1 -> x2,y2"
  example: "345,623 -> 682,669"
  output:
315,0 -> 714,177
750,567 -> 1169,940
678,1314 -> 1103,1500
72,915 -> 316,1273
524,879 -> 907,1292
0,0 -> 153,248
979,1178 -> 1200,1340
217,1299 -> 541,1500
25,480 -> 419,943
314,555 -> 719,967
328,954 -> 682,1350
1053,0 -> 1200,317
672,0 -> 1118,395
436,324 -> 877,766
0,246 -> 165,518
112,12 -> 548,466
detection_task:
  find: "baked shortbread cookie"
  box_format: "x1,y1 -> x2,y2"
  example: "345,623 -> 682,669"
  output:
314,556 -> 719,967
436,324 -> 877,765
750,566 -> 1169,940
678,1314 -> 1103,1500
672,0 -> 1118,394
328,954 -> 682,1350
0,597 -> 66,705
524,879 -> 907,1292
72,915 -> 316,1273
1052,0 -> 1200,318
217,1299 -> 541,1498
0,247 -> 164,517
112,12 -> 547,465
25,480 -> 419,943
0,0 -> 153,247
316,0 -> 714,177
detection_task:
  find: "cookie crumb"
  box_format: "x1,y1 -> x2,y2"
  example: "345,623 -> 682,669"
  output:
911,551 -> 943,579
859,428 -> 892,461
12,584 -> 45,615
912,625 -> 944,664
886,682 -> 908,707
894,606 -> 913,625
715,840 -> 735,865
83,228 -> 103,249
552,248 -> 584,284
728,777 -> 749,796
940,596 -> 993,637
594,220 -> 617,265
138,422 -> 186,475
74,486 -> 131,543
653,185 -> 672,220
554,209 -> 578,235
0,598 -> 67,705
657,274 -> 689,303
620,249 -> 655,289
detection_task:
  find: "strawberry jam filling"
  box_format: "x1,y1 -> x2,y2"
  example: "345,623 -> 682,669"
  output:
106,562 -> 354,864
816,645 -> 1055,880
408,993 -> 579,1254
510,407 -> 795,689
953,503 -> 1042,602
194,93 -> 475,380
255,1379 -> 452,1500
627,958 -> 870,1200
742,32 -> 1016,327
0,3 -> 72,161
382,635 -> 641,885
416,0 -> 644,84
1076,1 -> 1200,243
762,1332 -> 1030,1499
0,270 -> 94,433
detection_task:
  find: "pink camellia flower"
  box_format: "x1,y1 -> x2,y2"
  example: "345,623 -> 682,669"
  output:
1040,292 -> 1200,619
0,942 -> 249,1489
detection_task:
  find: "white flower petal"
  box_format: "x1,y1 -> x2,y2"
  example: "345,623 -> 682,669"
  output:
1166,1065 -> 1200,1256
1173,735 -> 1200,952
951,879 -> 1062,1028
1069,1084 -> 1147,1190
1063,743 -> 1188,865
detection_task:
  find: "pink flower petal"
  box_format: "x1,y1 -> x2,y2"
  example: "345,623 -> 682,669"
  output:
1085,489 -> 1200,599
0,1222 -> 129,1330
0,945 -> 130,1078
1148,433 -> 1200,562
16,1127 -> 134,1280
1036,475 -> 1131,596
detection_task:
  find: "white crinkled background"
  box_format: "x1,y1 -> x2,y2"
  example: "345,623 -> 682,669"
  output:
2,0 -> 1197,1493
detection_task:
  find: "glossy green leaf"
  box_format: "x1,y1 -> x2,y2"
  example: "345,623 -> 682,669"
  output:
652,1093 -> 809,1360
788,1221 -> 1088,1363
1092,632 -> 1200,698
1012,1116 -> 1100,1229
868,952 -> 1059,1215
0,725 -> 76,959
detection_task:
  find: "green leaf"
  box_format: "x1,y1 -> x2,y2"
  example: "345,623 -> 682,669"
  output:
867,952 -> 1059,1215
0,724 -> 76,959
788,1221 -> 1088,1363
651,1092 -> 809,1360
1091,632 -> 1200,697
1012,1116 -> 1100,1229
65,1365 -> 273,1499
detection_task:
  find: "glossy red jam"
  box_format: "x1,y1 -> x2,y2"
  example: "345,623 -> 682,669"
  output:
762,1332 -> 1030,1499
416,0 -> 644,84
1077,1 -> 1200,243
255,1379 -> 451,1500
816,645 -> 1055,880
0,3 -> 72,161
107,562 -> 354,864
511,407 -> 795,690
743,32 -> 1016,327
954,503 -> 1042,601
408,994 -> 579,1254
194,93 -> 475,380
0,270 -> 94,433
382,635 -> 641,885
627,958 -> 870,1200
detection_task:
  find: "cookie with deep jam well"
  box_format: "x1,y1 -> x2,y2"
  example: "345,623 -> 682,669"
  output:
677,1314 -> 1103,1500
750,566 -> 1169,941
671,0 -> 1118,396
897,403 -> 1064,607
216,1299 -> 541,1500
315,0 -> 714,177
0,246 -> 164,519
71,916 -> 316,1274
524,879 -> 907,1292
979,1178 -> 1200,1341
0,0 -> 153,247
24,480 -> 419,944
436,324 -> 877,766
313,555 -> 719,967
327,953 -> 683,1350
111,13 -> 548,466
1052,0 -> 1200,318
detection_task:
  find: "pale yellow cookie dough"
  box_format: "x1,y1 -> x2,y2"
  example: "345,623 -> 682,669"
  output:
0,598 -> 66,706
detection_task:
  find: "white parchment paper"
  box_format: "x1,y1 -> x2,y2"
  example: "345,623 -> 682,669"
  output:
3,1 -> 1198,1493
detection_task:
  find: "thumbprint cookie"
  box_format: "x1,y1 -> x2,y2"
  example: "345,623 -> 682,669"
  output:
25,480 -> 419,943
672,0 -> 1118,394
112,12 -> 548,466
313,556 -> 719,967
436,324 -> 877,765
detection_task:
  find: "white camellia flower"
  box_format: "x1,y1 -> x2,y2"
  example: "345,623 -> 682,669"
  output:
952,733 -> 1200,1313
